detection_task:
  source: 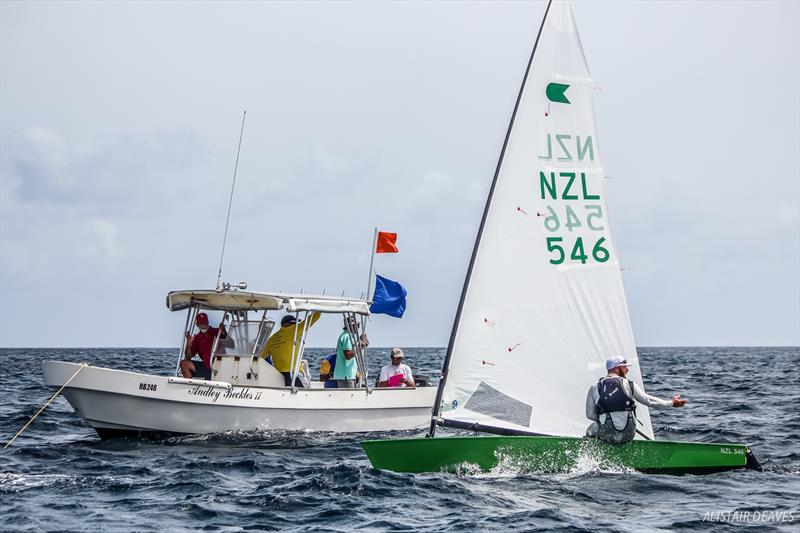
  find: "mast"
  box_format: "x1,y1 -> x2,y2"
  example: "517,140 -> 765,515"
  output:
428,0 -> 554,438
365,227 -> 378,302
215,110 -> 248,291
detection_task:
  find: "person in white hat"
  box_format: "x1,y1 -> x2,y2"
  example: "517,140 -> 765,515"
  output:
585,356 -> 688,444
378,348 -> 415,388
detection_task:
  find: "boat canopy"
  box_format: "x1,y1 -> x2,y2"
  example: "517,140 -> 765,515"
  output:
166,290 -> 371,315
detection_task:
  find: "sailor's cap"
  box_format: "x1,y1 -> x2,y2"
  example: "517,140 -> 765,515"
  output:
606,356 -> 634,371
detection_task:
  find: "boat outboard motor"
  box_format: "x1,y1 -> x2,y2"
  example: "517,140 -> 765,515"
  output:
595,376 -> 637,444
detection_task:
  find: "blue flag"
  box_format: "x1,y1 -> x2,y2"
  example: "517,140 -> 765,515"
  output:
370,274 -> 407,318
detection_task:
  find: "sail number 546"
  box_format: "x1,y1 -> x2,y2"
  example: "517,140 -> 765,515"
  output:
547,236 -> 609,264
542,204 -> 604,232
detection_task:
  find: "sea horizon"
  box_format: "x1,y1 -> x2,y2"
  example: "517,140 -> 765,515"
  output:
2,344 -> 799,350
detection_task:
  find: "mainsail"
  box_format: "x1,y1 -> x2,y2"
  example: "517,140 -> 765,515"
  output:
433,0 -> 655,440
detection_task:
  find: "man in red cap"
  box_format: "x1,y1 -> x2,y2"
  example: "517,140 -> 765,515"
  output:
180,312 -> 233,379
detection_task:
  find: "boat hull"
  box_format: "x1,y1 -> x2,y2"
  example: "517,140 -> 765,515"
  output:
361,436 -> 759,475
43,361 -> 437,437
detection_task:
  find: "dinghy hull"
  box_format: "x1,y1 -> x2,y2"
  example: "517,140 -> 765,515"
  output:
361,436 -> 759,475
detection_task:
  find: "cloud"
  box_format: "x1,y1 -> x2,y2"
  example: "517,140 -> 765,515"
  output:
83,218 -> 123,259
0,127 -> 210,287
5,127 -> 205,211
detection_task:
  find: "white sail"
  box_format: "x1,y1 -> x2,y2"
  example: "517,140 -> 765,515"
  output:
437,0 -> 654,439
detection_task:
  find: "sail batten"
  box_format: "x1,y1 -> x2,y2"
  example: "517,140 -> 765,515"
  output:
432,0 -> 654,440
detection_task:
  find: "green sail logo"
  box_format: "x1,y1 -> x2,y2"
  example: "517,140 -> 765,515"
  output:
546,82 -> 570,104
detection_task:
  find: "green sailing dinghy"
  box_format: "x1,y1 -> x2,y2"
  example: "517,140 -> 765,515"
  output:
362,0 -> 760,476
363,436 -> 759,476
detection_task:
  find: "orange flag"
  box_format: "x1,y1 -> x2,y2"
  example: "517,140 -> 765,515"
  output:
376,231 -> 398,253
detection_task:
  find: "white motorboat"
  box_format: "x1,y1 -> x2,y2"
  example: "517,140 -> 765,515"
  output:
42,288 -> 436,438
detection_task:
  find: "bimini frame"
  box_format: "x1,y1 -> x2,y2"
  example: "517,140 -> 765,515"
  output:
167,289 -> 372,388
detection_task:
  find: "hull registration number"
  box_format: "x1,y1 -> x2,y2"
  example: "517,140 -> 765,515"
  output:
719,447 -> 744,455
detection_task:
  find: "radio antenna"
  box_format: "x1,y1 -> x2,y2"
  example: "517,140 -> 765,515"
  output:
216,110 -> 247,291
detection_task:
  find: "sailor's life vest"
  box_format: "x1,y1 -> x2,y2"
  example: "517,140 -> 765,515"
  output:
595,376 -> 637,444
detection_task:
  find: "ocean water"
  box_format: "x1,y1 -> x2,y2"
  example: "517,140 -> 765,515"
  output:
1,347 -> 798,532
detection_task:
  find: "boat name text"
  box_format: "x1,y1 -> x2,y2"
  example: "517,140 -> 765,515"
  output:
188,385 -> 263,403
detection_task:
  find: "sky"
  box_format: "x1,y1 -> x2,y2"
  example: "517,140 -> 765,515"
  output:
1,0 -> 798,348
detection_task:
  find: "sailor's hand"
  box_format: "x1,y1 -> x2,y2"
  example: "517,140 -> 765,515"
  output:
672,395 -> 688,407
219,324 -> 227,337
359,333 -> 369,347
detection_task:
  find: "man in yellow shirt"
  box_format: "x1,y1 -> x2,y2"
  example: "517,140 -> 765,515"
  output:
261,312 -> 321,386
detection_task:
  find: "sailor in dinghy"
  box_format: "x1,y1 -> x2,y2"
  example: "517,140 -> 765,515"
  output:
586,356 -> 688,444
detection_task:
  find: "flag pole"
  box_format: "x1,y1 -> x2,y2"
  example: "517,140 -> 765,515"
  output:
365,227 -> 378,303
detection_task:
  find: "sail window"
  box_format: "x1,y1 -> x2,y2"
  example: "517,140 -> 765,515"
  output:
463,382 -> 533,428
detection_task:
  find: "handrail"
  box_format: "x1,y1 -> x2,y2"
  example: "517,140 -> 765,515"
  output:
167,377 -> 232,389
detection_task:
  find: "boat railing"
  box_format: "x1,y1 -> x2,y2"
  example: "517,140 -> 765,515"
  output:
289,310 -> 314,393
345,312 -> 371,392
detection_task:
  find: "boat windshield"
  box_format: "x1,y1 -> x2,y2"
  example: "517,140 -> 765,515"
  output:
225,313 -> 275,356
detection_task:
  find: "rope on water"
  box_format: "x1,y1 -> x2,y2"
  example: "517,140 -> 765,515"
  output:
4,362 -> 88,449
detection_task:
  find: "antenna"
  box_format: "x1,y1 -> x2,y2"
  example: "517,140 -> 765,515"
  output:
216,110 -> 247,291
